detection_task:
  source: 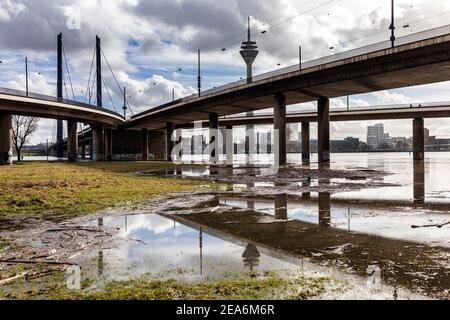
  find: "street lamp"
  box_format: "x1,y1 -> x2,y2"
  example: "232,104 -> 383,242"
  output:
389,0 -> 396,48
197,49 -> 201,97
25,57 -> 28,96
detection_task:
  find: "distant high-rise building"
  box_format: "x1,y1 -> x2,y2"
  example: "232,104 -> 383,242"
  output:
367,123 -> 385,150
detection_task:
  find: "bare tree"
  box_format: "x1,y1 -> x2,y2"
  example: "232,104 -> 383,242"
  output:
12,116 -> 40,162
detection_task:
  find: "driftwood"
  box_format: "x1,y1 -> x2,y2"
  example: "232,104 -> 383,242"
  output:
411,221 -> 450,229
0,271 -> 29,285
0,259 -> 78,266
46,227 -> 103,233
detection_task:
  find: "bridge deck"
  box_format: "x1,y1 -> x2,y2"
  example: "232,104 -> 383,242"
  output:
0,88 -> 124,127
128,25 -> 450,130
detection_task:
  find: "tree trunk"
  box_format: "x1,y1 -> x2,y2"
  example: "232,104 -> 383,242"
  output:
16,148 -> 21,162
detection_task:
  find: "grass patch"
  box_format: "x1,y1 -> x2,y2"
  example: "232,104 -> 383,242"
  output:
0,161 -> 208,218
2,273 -> 332,300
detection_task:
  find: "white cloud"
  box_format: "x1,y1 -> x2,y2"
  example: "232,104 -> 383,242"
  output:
0,0 -> 25,23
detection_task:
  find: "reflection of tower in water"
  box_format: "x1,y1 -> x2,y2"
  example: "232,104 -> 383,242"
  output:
242,243 -> 260,272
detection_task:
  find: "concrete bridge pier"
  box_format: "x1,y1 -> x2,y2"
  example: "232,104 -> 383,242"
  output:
142,128 -> 148,161
93,125 -> 105,161
413,118 -> 425,161
225,124 -> 234,167
273,94 -> 287,166
318,98 -> 330,165
105,128 -> 113,162
414,159 -> 425,204
166,122 -> 174,162
80,135 -> 86,160
318,192 -> 331,226
67,120 -> 78,162
301,122 -> 310,165
0,113 -> 12,165
274,193 -> 288,220
209,112 -> 219,165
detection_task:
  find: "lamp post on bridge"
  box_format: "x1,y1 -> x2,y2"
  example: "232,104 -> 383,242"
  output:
390,0 -> 396,48
197,49 -> 201,97
123,86 -> 127,119
25,57 -> 28,96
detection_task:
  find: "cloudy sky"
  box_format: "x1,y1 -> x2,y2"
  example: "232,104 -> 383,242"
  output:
1,0 -> 450,144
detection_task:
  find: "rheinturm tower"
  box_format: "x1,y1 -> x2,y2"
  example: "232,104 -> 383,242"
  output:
240,16 -> 259,84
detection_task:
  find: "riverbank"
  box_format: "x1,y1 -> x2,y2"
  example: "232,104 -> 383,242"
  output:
0,161 -> 207,221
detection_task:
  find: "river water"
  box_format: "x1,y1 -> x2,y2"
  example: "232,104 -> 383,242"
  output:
66,152 -> 449,300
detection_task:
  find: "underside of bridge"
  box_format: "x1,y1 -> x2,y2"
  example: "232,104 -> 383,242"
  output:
123,32 -> 450,166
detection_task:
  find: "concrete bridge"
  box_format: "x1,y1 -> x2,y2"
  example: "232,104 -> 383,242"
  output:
126,25 -> 450,165
3,25 -> 450,165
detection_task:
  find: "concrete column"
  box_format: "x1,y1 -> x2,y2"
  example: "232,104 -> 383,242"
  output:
209,113 -> 219,165
273,94 -> 287,166
274,193 -> 288,220
413,160 -> 425,204
166,122 -> 174,162
413,118 -> 425,161
225,125 -> 233,167
318,98 -> 330,164
105,128 -> 113,162
142,128 -> 148,161
67,119 -> 78,162
318,192 -> 331,226
301,122 -> 310,165
176,129 -> 183,162
0,113 -> 12,165
267,132 -> 272,154
94,125 -> 105,161
80,136 -> 86,160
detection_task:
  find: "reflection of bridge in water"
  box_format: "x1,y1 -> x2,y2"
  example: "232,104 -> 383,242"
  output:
161,188 -> 450,299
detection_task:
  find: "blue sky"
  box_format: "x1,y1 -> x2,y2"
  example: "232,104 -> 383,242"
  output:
2,0 -> 450,144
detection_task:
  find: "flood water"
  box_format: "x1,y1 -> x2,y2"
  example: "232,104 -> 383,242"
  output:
74,152 -> 449,299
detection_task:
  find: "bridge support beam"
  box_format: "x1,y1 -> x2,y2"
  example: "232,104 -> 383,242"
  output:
301,122 -> 310,165
413,118 -> 425,161
209,112 -> 219,165
318,98 -> 330,165
93,125 -> 105,161
142,128 -> 148,161
105,128 -> 113,162
225,125 -> 233,167
0,113 -> 12,165
413,159 -> 425,204
273,94 -> 287,166
67,120 -> 78,162
80,135 -> 86,160
318,192 -> 331,226
274,193 -> 288,220
166,122 -> 174,162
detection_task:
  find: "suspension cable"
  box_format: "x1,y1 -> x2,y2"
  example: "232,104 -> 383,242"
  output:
84,46 -> 96,104
100,73 -> 118,112
100,48 -> 134,115
62,44 -> 76,101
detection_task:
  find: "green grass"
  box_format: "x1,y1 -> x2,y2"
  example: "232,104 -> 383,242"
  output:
2,273 -> 332,300
0,161 -> 207,218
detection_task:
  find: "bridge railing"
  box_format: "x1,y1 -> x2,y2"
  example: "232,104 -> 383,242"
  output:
133,24 -> 450,119
0,87 -> 124,118
199,24 -> 450,98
